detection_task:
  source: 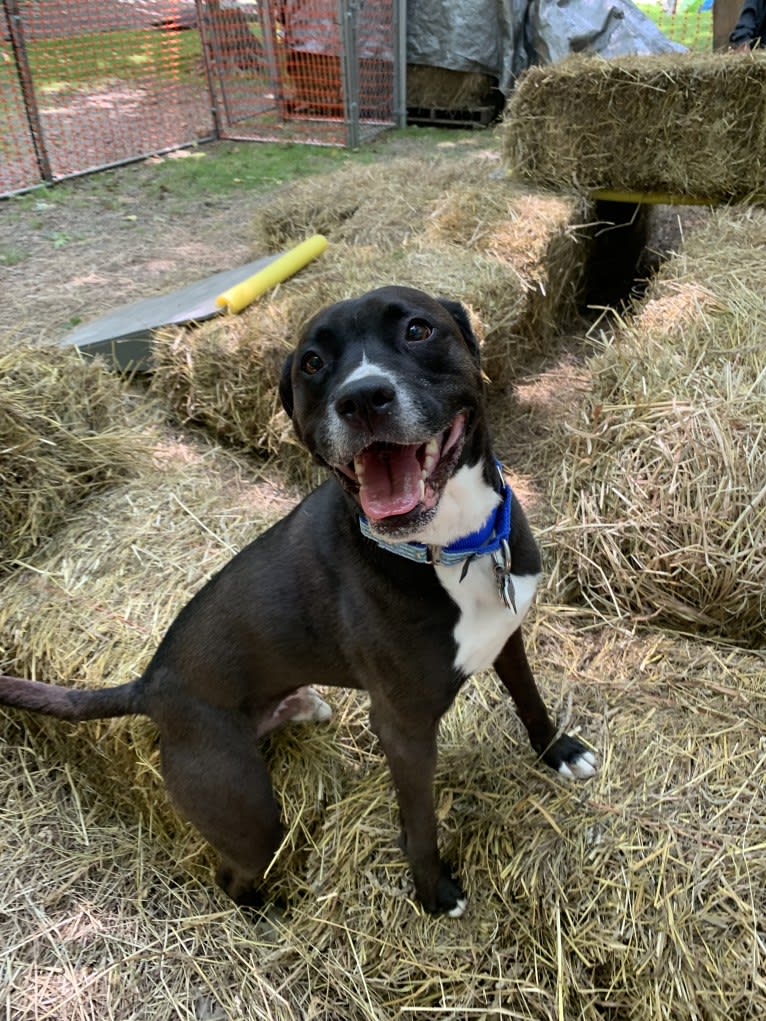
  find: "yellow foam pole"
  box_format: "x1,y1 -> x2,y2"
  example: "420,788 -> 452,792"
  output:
591,188 -> 719,207
216,234 -> 328,314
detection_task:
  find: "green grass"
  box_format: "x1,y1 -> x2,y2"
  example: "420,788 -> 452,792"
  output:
0,244 -> 27,266
6,128 -> 474,211
636,2 -> 713,52
9,189 -> 71,212
27,27 -> 203,92
138,140 -> 377,198
121,128 -> 479,201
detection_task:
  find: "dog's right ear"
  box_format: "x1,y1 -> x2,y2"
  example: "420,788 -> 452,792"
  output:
437,298 -> 481,367
279,353 -> 294,419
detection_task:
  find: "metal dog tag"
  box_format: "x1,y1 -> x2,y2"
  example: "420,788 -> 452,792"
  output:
492,539 -> 516,612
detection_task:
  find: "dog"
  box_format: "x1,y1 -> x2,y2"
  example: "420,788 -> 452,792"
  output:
0,286 -> 596,917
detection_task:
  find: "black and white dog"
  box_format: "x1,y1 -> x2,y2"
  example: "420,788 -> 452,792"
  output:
0,286 -> 595,917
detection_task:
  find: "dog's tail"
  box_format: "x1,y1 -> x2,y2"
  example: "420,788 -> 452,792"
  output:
0,674 -> 146,721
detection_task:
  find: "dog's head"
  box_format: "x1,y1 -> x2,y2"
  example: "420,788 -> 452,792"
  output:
280,286 -> 489,538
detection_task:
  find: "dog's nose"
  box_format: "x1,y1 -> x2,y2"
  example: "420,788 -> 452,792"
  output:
335,376 -> 397,430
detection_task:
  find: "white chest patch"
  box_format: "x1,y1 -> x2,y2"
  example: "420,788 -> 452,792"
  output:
411,461 -> 540,677
436,560 -> 539,677
409,462 -> 500,547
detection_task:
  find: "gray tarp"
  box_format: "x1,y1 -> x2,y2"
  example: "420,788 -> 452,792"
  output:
407,0 -> 685,94
407,0 -> 531,93
529,0 -> 686,65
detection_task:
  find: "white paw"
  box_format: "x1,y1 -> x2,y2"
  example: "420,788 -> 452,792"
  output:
293,686 -> 332,723
558,749 -> 598,780
447,897 -> 468,919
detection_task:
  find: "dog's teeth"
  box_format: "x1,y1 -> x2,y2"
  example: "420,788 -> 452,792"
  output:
353,456 -> 364,482
422,438 -> 440,476
418,478 -> 425,501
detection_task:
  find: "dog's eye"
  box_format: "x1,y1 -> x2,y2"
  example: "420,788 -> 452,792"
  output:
301,352 -> 325,375
406,319 -> 433,343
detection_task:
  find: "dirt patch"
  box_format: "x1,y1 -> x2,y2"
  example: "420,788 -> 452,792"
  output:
1,152 -> 256,344
0,132 -> 488,346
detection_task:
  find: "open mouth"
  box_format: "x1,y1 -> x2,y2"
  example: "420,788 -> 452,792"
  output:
334,413 -> 467,525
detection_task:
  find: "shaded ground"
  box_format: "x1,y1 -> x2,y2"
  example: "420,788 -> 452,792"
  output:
0,130 -> 498,346
0,126 -> 711,351
1,162 -> 245,345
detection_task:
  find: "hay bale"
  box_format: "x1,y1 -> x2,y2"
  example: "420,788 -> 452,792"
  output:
0,345 -> 148,573
251,152 -> 495,253
503,52 -> 766,198
252,149 -> 591,363
544,207 -> 766,643
406,65 -> 494,109
151,238 -> 532,464
0,429 -> 293,684
150,300 -> 320,488
3,595 -> 766,1018
149,260 -> 327,481
426,183 -> 590,375
154,153 -> 592,459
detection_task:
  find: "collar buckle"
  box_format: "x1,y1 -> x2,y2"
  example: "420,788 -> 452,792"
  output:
426,545 -> 442,565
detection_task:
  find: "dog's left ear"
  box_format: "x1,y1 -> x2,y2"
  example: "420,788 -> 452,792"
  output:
279,353 -> 294,419
437,298 -> 481,367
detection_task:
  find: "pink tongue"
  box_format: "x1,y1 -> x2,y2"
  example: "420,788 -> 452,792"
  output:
358,445 -> 422,521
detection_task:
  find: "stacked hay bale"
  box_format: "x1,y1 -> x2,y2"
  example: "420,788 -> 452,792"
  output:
150,150 -> 591,476
9,71 -> 766,1016
544,208 -> 766,644
4,584 -> 766,1019
424,182 -> 590,381
406,65 -> 496,113
0,428 -> 290,684
0,345 -> 149,573
249,154 -> 491,252
503,52 -> 766,199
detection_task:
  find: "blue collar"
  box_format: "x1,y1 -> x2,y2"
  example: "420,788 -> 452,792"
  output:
358,465 -> 512,568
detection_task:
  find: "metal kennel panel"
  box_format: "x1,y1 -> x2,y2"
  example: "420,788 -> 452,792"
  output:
207,0 -> 403,148
2,0 -> 215,192
1,1 -> 42,194
196,0 -> 273,131
353,0 -> 398,129
1,1 -> 400,196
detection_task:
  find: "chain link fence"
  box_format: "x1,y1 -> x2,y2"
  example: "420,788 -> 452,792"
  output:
1,0 -> 403,197
2,2 -> 721,199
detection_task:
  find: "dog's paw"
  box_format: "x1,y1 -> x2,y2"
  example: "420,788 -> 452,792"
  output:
542,734 -> 597,780
446,892 -> 469,918
418,862 -> 468,918
292,686 -> 333,723
265,686 -> 332,731
216,863 -> 264,907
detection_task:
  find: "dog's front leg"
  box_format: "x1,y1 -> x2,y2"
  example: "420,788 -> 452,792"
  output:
369,699 -> 466,917
494,628 -> 597,779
